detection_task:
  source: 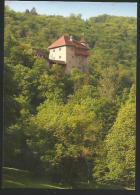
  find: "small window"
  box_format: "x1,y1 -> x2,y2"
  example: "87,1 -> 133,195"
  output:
59,56 -> 61,59
53,49 -> 55,52
59,48 -> 61,51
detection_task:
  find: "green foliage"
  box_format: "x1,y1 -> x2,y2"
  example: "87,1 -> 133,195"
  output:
4,7 -> 136,188
38,65 -> 67,102
106,90 -> 135,184
26,98 -> 102,182
10,44 -> 36,67
93,85 -> 136,186
3,167 -> 71,189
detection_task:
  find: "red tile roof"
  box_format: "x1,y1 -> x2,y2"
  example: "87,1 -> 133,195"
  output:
48,36 -> 72,49
48,36 -> 89,50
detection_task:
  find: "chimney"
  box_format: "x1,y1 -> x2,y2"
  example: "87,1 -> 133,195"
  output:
70,35 -> 73,41
80,37 -> 87,46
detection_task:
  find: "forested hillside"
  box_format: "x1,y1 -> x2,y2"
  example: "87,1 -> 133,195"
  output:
4,6 -> 136,189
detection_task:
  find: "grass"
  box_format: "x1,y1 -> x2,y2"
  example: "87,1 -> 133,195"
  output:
2,167 -> 135,190
2,167 -> 72,189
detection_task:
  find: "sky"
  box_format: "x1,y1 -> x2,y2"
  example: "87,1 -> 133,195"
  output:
5,1 -> 137,19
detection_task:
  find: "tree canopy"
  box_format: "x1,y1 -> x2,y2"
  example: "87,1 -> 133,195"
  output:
4,6 -> 136,188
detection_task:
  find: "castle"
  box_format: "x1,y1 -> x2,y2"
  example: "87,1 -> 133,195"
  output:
48,35 -> 90,74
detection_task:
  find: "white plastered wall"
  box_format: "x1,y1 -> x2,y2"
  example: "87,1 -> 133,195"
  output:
49,45 -> 89,73
49,46 -> 67,62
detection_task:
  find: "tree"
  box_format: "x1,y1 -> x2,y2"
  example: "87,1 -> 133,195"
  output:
4,7 -> 136,188
26,96 -> 102,182
30,7 -> 38,15
38,65 -> 66,102
97,66 -> 120,101
10,43 -> 35,68
93,85 -> 136,187
25,9 -> 30,14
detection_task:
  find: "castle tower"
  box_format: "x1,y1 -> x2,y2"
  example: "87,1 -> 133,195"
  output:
48,35 -> 89,74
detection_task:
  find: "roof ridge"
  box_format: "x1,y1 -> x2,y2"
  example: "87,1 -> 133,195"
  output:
48,35 -> 89,49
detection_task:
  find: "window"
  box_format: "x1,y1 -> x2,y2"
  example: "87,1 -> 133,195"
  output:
59,48 -> 61,51
53,49 -> 55,52
59,56 -> 61,59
